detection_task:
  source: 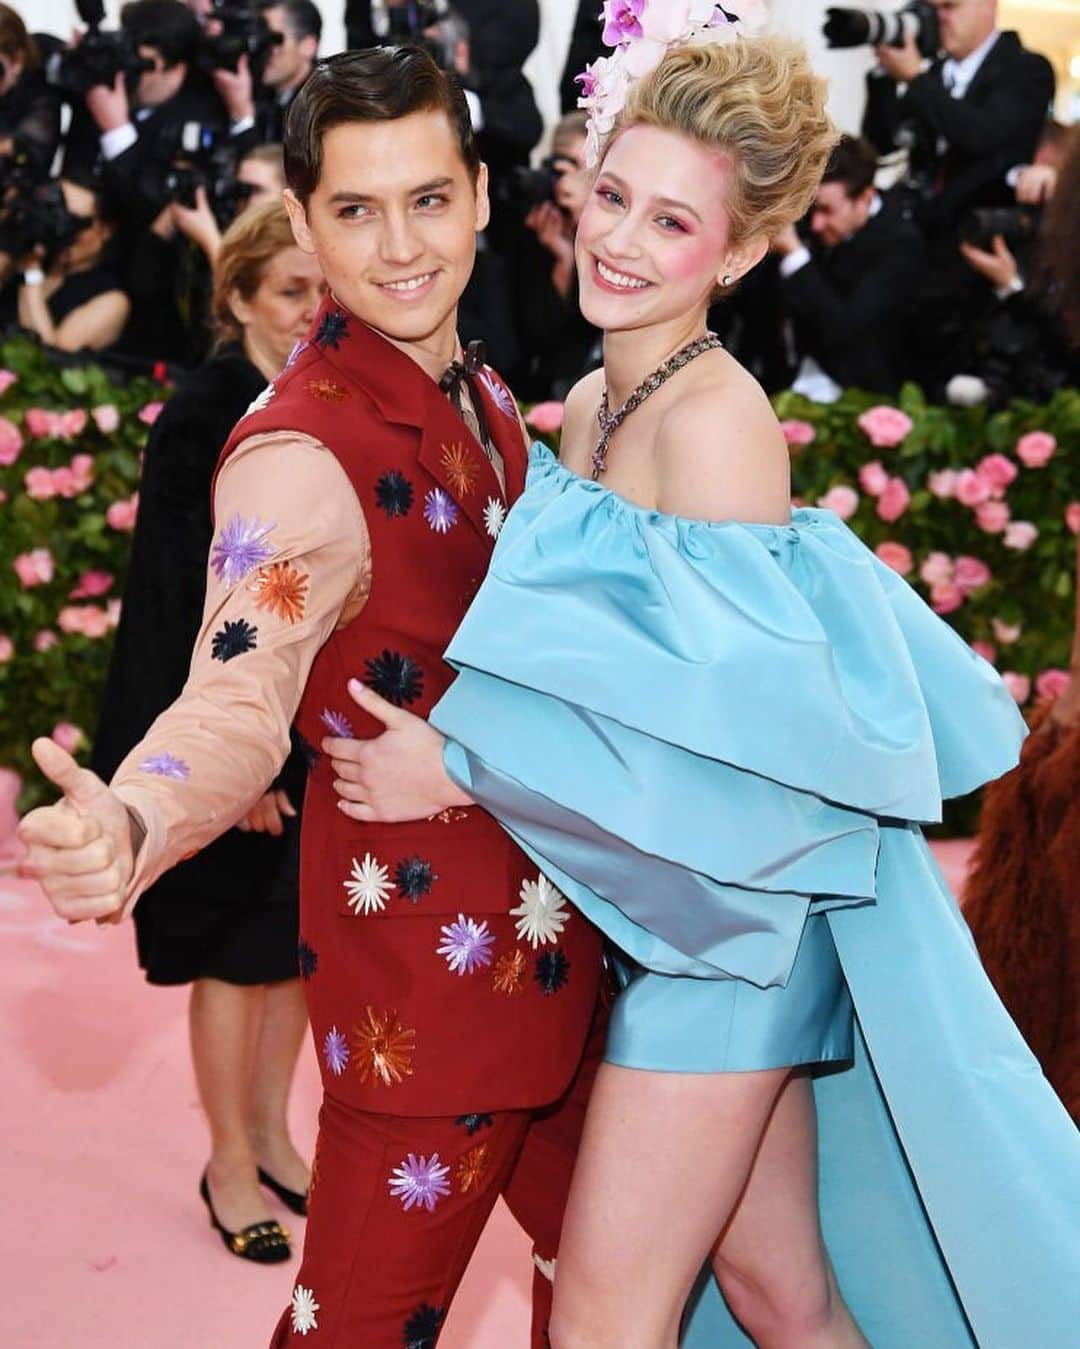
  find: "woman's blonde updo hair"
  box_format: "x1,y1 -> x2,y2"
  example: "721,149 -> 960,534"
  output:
613,37 -> 838,244
211,200 -> 298,347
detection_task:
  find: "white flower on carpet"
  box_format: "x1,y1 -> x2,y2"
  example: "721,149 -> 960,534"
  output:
344,852 -> 395,915
482,496 -> 506,539
290,1284 -> 320,1335
510,874 -> 569,948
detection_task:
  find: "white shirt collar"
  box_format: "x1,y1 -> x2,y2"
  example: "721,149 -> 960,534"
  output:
942,28 -> 1001,98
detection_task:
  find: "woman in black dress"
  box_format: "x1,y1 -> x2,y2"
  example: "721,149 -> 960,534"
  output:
93,202 -> 327,1261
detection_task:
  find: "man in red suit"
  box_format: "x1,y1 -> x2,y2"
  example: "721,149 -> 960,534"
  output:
19,47 -> 605,1347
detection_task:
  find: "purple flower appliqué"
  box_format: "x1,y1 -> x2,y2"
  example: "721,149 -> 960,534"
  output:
479,368 -> 518,422
423,488 -> 459,535
284,338 -> 310,369
602,0 -> 645,46
320,708 -> 354,738
323,1026 -> 349,1076
437,914 -> 495,976
138,752 -> 190,781
389,1152 -> 452,1213
210,514 -> 276,587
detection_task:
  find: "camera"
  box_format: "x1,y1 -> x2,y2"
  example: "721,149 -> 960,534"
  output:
44,0 -> 153,97
959,205 -> 1041,253
141,121 -> 250,221
196,3 -> 283,78
0,180 -> 90,269
498,155 -> 576,217
370,0 -> 466,72
824,3 -> 940,59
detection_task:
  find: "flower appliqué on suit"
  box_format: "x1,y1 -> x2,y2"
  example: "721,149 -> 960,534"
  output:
249,561 -> 309,624
211,618 -> 258,663
479,368 -> 518,421
365,649 -> 423,706
492,948 -> 527,995
314,308 -> 348,348
511,875 -> 570,949
434,807 -> 470,824
440,442 -> 478,497
344,852 -> 395,914
375,470 -> 414,518
394,856 -> 437,902
483,497 -> 506,538
138,752 -> 190,780
456,1142 -> 490,1194
290,1284 -> 320,1336
423,487 -> 459,534
320,708 -> 353,738
389,1153 -> 451,1212
455,1113 -> 494,1135
210,514 -> 276,587
353,1006 -> 416,1086
297,940 -> 318,980
403,1303 -> 446,1349
323,1025 -> 349,1076
306,377 -> 349,403
245,383 -> 276,415
437,914 -> 496,976
535,950 -> 570,995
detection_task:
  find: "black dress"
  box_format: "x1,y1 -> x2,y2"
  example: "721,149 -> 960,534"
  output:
92,347 -> 305,986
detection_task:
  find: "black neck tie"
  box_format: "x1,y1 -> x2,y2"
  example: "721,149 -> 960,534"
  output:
439,340 -> 493,458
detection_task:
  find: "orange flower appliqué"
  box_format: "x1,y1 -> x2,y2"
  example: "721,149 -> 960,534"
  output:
440,442 -> 478,497
492,949 -> 527,995
456,1142 -> 490,1194
249,561 -> 309,624
306,377 -> 350,403
352,1006 -> 417,1087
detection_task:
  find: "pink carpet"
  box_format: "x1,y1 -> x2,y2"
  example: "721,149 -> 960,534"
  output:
3,837 -> 975,1347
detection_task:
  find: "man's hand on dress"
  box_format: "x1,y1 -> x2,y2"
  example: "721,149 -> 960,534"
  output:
325,682 -> 473,823
16,739 -> 135,923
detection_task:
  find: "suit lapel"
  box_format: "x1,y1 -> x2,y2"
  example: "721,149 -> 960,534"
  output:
416,379 -> 502,543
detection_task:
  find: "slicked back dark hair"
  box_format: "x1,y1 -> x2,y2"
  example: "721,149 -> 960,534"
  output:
820,135 -> 878,200
121,0 -> 199,68
284,46 -> 480,205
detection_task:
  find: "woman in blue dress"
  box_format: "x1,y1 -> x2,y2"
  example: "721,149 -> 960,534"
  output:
327,14 -> 1080,1349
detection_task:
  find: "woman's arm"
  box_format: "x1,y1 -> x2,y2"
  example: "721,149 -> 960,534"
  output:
53,291 -> 131,352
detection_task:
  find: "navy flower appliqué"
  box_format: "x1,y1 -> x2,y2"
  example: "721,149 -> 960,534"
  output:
395,856 -> 437,902
454,1113 -> 494,1136
297,940 -> 318,980
314,308 -> 348,349
535,950 -> 570,995
211,618 -> 258,663
403,1303 -> 445,1348
375,470 -> 414,518
365,650 -> 423,706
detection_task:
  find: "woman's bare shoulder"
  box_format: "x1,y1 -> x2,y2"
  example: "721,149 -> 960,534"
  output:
558,369 -> 606,475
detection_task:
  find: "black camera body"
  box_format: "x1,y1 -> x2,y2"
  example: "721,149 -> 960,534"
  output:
371,0 -> 462,72
44,0 -> 153,97
824,3 -> 940,60
142,121 -> 249,221
196,3 -> 283,78
0,179 -> 89,269
959,205 -> 1041,253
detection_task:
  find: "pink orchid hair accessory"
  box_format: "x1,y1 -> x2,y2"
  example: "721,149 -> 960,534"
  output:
576,2 -> 769,166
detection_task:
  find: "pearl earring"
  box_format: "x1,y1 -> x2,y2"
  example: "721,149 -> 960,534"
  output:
722,274 -> 734,287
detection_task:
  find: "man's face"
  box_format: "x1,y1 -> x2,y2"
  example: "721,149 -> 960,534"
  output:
261,6 -> 313,92
932,0 -> 997,61
809,182 -> 873,248
284,109 -> 488,350
135,46 -> 184,107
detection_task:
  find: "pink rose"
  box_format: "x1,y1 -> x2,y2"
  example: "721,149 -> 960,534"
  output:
930,582 -> 964,615
70,453 -> 94,492
857,405 -> 913,448
106,494 -> 139,531
23,466 -> 57,500
1003,520 -> 1038,551
927,469 -> 957,499
1035,669 -> 1071,705
56,409 -> 87,439
970,641 -> 997,664
817,485 -> 859,519
1065,503 -> 1080,535
780,419 -> 816,447
920,551 -> 954,587
57,606 -> 87,634
875,541 -> 913,575
92,404 -> 120,434
51,722 -> 84,754
70,569 -> 114,599
975,500 -> 1011,533
953,555 -> 991,593
79,606 -> 110,639
1002,672 -> 1030,705
0,635 -> 13,663
0,415 -> 23,465
13,547 -> 54,588
23,408 -> 57,439
33,630 -> 58,652
858,460 -> 889,496
525,401 -> 565,434
975,454 -> 1018,496
991,617 -> 1021,645
1015,430 -> 1056,468
876,476 -> 911,523
0,369 -> 17,395
138,401 -> 164,426
954,468 -> 992,507
51,467 -> 78,498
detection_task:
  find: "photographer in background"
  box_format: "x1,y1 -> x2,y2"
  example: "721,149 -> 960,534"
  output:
0,5 -> 62,179
253,1 -> 319,142
774,135 -> 924,397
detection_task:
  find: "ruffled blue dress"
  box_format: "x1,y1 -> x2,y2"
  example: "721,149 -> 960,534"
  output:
432,444 -> 1080,1348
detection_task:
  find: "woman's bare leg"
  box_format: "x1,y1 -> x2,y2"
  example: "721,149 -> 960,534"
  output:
248,976 -> 310,1195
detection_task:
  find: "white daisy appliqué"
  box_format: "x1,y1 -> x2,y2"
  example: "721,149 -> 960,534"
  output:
344,853 -> 396,915
291,1284 -> 320,1335
482,496 -> 506,539
246,382 -> 276,415
510,874 -> 569,948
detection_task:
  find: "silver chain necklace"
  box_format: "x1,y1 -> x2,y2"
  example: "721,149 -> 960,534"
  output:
592,333 -> 723,480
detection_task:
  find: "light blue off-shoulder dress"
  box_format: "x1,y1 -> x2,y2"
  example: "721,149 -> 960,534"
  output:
431,444 -> 1080,1348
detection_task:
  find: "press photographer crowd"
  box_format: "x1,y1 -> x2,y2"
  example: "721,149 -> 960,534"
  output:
0,0 -> 1075,405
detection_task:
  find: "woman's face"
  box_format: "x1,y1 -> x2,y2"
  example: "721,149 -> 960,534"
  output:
233,245 -> 327,369
237,156 -> 284,214
575,123 -> 739,334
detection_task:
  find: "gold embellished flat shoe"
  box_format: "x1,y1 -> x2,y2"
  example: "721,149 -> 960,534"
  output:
198,1171 -> 291,1263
